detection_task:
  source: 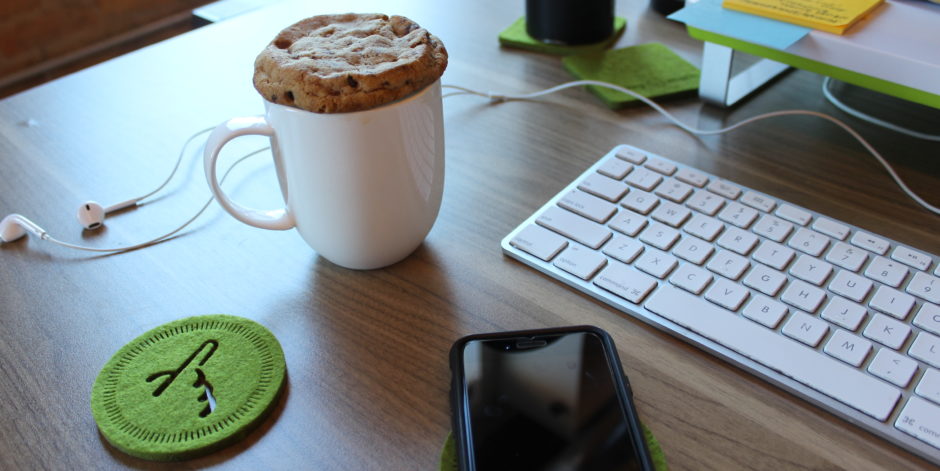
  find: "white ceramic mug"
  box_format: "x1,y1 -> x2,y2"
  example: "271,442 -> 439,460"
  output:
204,80 -> 444,269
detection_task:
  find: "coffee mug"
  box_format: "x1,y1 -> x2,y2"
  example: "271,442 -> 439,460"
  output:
204,80 -> 444,270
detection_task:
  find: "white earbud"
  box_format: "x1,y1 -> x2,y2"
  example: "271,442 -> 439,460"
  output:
1,214 -> 47,242
77,202 -> 106,230
75,198 -> 140,230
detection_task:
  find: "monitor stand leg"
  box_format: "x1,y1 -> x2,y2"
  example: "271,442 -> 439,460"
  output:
698,42 -> 790,107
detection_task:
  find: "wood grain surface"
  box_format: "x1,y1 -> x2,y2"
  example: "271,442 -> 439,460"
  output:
0,0 -> 938,469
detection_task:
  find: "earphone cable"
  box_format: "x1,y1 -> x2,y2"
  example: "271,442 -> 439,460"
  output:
43,147 -> 271,253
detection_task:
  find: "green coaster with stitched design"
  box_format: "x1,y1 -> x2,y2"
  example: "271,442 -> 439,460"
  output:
90,314 -> 286,461
562,42 -> 700,108
499,16 -> 627,56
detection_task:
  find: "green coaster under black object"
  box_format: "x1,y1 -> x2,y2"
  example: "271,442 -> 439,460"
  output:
562,42 -> 700,109
91,314 -> 287,461
499,16 -> 627,56
439,422 -> 669,470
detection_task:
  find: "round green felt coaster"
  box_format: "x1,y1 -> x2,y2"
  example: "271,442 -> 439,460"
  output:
439,423 -> 668,471
91,314 -> 286,461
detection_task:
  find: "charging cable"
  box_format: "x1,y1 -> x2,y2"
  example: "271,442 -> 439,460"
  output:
443,80 -> 940,216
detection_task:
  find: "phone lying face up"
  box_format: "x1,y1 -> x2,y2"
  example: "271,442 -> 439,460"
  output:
450,326 -> 653,471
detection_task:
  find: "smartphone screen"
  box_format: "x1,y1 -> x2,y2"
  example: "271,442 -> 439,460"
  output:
455,329 -> 649,470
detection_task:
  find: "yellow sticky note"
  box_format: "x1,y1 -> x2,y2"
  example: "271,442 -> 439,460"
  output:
722,0 -> 884,34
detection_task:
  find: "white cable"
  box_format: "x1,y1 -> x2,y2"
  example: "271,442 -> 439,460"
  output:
822,77 -> 940,142
443,80 -> 940,216
135,126 -> 216,204
43,147 -> 271,253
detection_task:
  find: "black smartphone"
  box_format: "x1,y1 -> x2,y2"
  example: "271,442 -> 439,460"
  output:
450,326 -> 653,471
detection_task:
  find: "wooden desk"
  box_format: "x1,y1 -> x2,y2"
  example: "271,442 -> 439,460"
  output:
1,0 -> 938,469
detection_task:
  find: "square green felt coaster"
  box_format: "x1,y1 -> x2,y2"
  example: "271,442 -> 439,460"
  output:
498,16 -> 627,56
562,42 -> 700,109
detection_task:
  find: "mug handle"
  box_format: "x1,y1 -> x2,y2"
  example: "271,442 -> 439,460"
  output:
203,116 -> 295,230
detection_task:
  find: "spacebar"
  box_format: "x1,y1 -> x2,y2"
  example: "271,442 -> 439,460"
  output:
645,285 -> 901,421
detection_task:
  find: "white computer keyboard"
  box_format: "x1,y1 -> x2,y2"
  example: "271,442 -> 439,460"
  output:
501,145 -> 940,464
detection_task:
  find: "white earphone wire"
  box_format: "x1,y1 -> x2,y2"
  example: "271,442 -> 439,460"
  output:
42,147 -> 270,253
442,80 -> 940,216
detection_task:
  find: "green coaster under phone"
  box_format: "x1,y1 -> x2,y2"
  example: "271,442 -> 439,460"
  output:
562,42 -> 700,109
91,314 -> 287,461
499,16 -> 627,56
439,423 -> 669,470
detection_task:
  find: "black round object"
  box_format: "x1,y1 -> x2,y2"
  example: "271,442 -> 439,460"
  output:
526,0 -> 615,45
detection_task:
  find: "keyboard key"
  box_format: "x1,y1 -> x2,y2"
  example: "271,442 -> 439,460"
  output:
824,329 -> 872,367
783,311 -> 829,347
705,277 -> 750,311
672,235 -> 714,265
869,286 -> 916,320
597,157 -> 633,180
752,240 -> 795,271
602,235 -> 644,264
645,158 -> 677,176
914,303 -> 940,336
682,213 -> 724,242
742,294 -> 788,328
645,286 -> 901,421
908,272 -> 940,304
559,190 -> 618,223
740,191 -> 776,213
910,332 -> 940,368
650,200 -> 691,228
775,204 -> 812,226
621,189 -> 659,214
716,226 -> 758,255
608,209 -> 648,237
718,201 -> 759,229
669,263 -> 713,295
537,206 -> 612,249
509,224 -> 568,261
675,167 -> 708,188
615,147 -> 647,164
916,369 -> 940,405
851,231 -> 890,255
891,245 -> 930,271
625,167 -> 663,191
781,280 -> 827,313
864,313 -> 911,350
706,250 -> 750,280
821,296 -> 868,331
706,179 -> 741,199
789,254 -> 833,286
639,222 -> 681,251
578,173 -> 629,202
869,348 -> 918,388
895,397 -> 940,449
828,270 -> 873,303
812,217 -> 850,241
654,178 -> 694,203
751,215 -> 793,243
788,228 -> 830,257
553,245 -> 607,280
634,247 -> 678,279
825,242 -> 869,272
593,262 -> 656,304
865,256 -> 909,288
685,189 -> 725,216
743,263 -> 787,296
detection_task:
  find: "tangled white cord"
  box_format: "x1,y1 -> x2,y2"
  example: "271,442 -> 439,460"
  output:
443,80 -> 940,216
